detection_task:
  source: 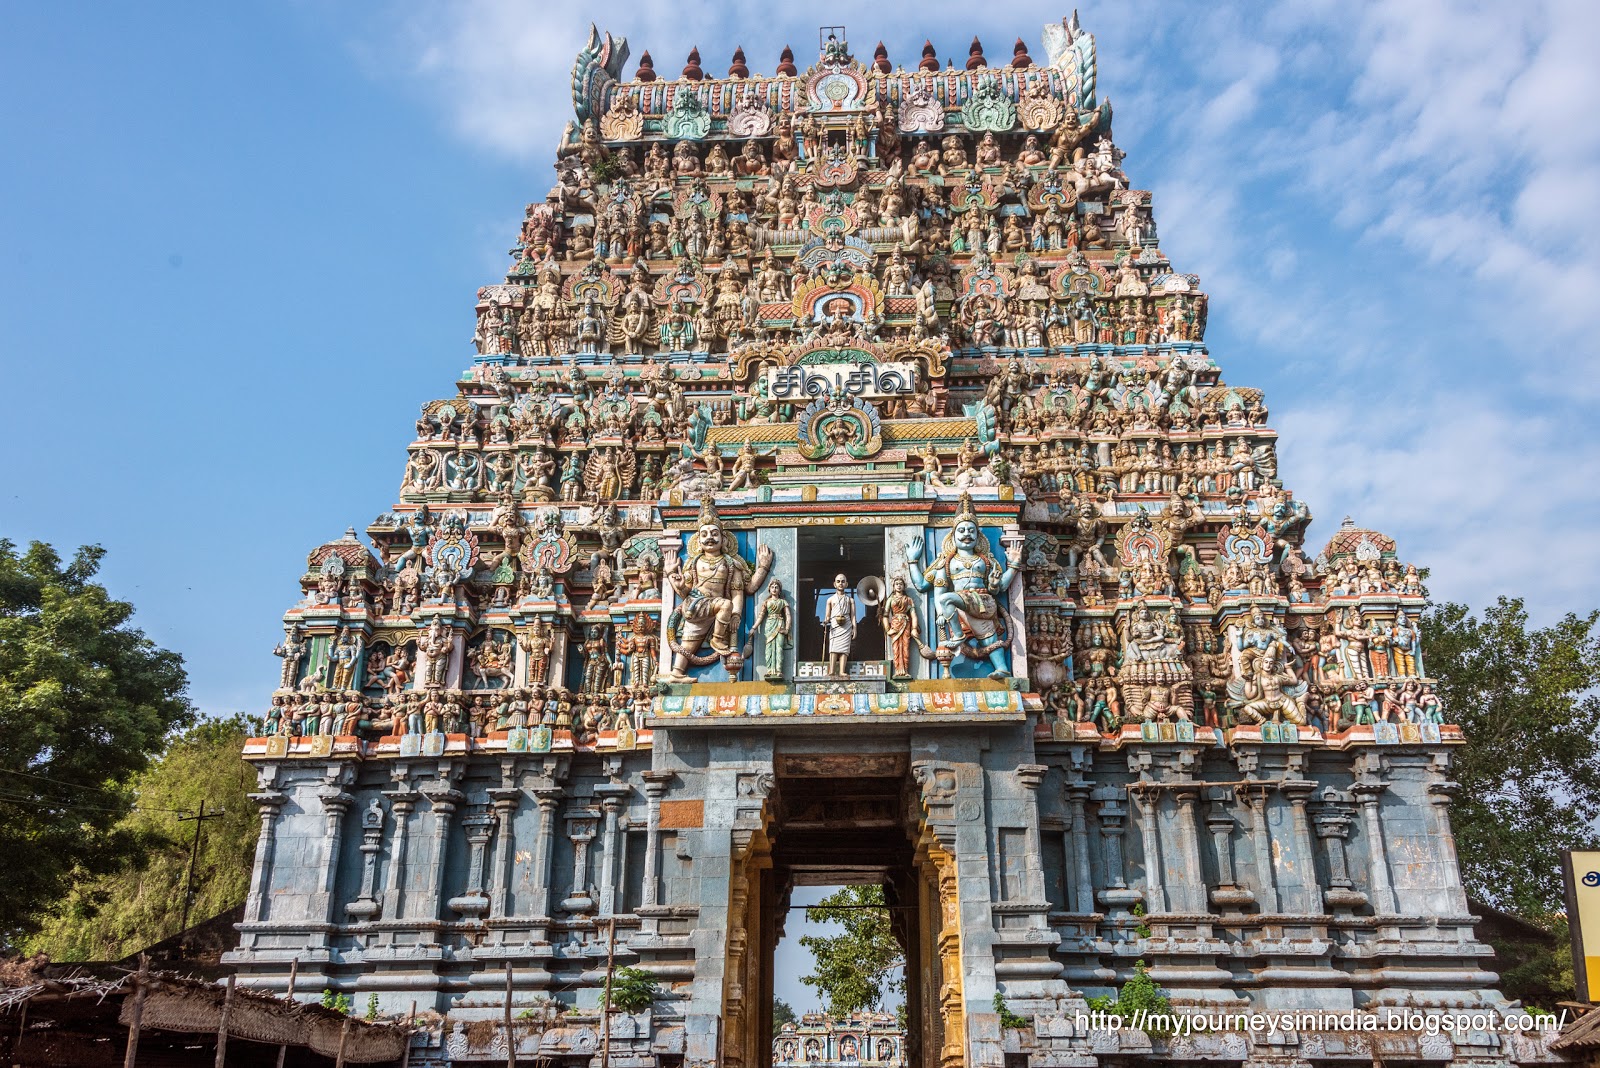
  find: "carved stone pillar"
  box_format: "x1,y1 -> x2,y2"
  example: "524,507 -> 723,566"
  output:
1171,785 -> 1206,913
1205,791 -> 1254,911
244,789 -> 286,924
1313,794 -> 1367,912
1133,787 -> 1167,914
641,771 -> 673,909
381,789 -> 420,920
419,782 -> 464,925
1014,763 -> 1049,903
488,787 -> 519,919
1064,782 -> 1094,914
1093,787 -> 1141,916
347,799 -> 385,919
595,785 -> 628,916
563,809 -> 599,915
531,787 -> 563,920
1352,780 -> 1396,916
1426,758 -> 1471,914
1281,778 -> 1324,915
1241,785 -> 1279,912
449,808 -> 496,918
314,784 -> 354,925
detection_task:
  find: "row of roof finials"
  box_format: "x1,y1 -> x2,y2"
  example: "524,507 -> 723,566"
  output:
635,37 -> 1042,83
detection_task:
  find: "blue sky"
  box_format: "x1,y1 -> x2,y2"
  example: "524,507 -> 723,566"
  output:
3,0 -> 1596,1015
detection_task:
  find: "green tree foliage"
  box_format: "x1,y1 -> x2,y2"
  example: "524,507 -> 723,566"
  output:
605,967 -> 661,1013
0,540 -> 194,945
1481,914 -> 1572,1012
800,885 -> 904,1015
1086,960 -> 1172,1036
1423,597 -> 1600,916
22,717 -> 258,960
1423,597 -> 1600,1006
773,998 -> 797,1029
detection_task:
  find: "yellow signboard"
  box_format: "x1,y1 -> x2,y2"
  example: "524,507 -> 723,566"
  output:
1564,849 -> 1600,1001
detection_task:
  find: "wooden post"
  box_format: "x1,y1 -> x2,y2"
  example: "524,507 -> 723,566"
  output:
275,957 -> 299,1068
504,962 -> 515,1068
600,917 -> 617,1068
399,1000 -> 417,1068
123,955 -> 148,1068
335,1015 -> 351,1068
214,974 -> 237,1068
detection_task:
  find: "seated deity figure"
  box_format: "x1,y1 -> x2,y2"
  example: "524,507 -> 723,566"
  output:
903,494 -> 1022,679
1120,602 -> 1181,663
1227,606 -> 1309,724
1227,642 -> 1309,725
823,573 -> 857,677
661,499 -> 774,680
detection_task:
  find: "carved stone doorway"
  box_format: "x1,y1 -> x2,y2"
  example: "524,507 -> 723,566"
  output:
728,751 -> 963,1068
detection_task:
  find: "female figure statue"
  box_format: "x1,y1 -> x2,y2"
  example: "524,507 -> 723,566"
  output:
879,575 -> 924,680
744,579 -> 792,681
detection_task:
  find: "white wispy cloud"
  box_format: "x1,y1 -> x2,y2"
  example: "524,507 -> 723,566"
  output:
1279,395 -> 1600,614
338,0 -> 1600,615
347,0 -> 716,161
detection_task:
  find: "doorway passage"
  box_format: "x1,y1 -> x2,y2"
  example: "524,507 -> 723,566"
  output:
724,755 -> 964,1068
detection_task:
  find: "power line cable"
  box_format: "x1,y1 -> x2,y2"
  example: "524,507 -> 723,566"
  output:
0,768 -> 193,814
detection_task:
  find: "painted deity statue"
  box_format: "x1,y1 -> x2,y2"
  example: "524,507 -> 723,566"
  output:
744,578 -> 791,681
327,626 -> 363,690
661,499 -> 774,680
1227,607 -> 1308,724
823,573 -> 857,677
417,617 -> 454,689
879,575 -> 923,681
1227,642 -> 1309,725
903,495 -> 1021,679
274,623 -> 308,689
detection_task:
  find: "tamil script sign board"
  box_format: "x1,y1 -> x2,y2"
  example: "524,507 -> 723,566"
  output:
1562,849 -> 1600,1001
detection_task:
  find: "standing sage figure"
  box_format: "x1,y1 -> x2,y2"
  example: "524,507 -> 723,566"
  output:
823,573 -> 857,677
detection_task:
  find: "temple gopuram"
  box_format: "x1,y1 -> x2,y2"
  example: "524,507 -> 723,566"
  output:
775,1013 -> 906,1068
228,15 -> 1554,1068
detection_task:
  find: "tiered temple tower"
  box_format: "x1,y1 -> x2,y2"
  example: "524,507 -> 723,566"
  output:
227,16 -> 1551,1068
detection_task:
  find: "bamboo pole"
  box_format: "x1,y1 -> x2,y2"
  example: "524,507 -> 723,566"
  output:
214,974 -> 237,1068
122,955 -> 148,1068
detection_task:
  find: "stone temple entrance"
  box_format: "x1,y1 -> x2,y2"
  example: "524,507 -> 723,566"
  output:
723,748 -> 964,1068
227,14 -> 1511,1068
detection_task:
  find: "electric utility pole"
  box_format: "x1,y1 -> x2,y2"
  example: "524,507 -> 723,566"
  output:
178,800 -> 225,933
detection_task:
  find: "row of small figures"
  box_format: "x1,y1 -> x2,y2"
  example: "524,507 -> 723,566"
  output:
265,685 -> 654,743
